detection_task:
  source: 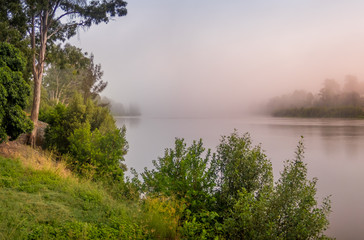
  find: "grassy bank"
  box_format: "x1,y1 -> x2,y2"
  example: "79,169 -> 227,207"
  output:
0,155 -> 146,239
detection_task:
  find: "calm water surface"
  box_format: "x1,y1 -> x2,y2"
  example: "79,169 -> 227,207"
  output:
116,116 -> 364,240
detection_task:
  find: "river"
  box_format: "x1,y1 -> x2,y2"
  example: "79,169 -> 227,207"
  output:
115,116 -> 364,239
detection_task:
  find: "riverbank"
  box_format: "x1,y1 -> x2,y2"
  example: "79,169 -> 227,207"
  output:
0,142 -> 146,239
272,106 -> 364,118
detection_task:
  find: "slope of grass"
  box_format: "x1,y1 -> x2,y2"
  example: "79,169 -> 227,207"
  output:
0,156 -> 145,239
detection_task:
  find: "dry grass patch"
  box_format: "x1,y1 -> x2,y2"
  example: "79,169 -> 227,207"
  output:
0,140 -> 72,179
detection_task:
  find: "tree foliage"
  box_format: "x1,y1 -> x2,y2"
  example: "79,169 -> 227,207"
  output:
68,123 -> 128,180
223,138 -> 331,240
216,131 -> 273,209
42,94 -> 116,152
41,94 -> 126,180
141,139 -> 217,212
43,44 -> 107,104
0,42 -> 33,143
80,53 -> 107,101
268,76 -> 364,118
1,0 -> 128,145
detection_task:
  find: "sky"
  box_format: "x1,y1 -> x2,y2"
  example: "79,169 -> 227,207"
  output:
70,0 -> 364,116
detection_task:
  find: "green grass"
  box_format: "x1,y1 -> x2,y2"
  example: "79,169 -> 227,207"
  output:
0,156 -> 145,240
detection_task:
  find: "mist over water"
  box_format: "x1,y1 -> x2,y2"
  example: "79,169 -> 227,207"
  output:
116,116 -> 364,240
71,1 -> 364,113
66,1 -> 364,238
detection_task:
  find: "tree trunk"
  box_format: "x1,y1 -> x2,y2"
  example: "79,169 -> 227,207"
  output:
29,75 -> 42,147
28,10 -> 48,147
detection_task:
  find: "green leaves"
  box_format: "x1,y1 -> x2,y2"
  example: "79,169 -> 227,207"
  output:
268,137 -> 331,239
0,42 -> 33,143
142,138 -> 217,203
42,95 -> 128,181
223,137 -> 332,240
140,132 -> 332,239
44,44 -> 107,105
216,131 -> 273,209
68,123 -> 128,180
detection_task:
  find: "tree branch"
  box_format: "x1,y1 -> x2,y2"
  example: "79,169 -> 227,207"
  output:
47,21 -> 73,40
49,0 -> 62,20
54,11 -> 79,23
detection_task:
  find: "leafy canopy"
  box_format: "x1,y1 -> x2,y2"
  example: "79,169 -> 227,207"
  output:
0,42 -> 33,142
44,44 -> 107,104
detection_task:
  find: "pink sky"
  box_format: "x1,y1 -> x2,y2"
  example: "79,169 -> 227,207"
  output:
70,0 -> 364,116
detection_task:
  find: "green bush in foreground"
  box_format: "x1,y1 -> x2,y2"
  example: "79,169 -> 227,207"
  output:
141,132 -> 332,239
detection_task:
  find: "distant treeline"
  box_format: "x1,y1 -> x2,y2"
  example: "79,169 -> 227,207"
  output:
273,106 -> 364,118
268,76 -> 364,118
99,96 -> 141,116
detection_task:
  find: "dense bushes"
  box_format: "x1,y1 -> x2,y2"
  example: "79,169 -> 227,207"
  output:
0,42 -> 33,142
68,123 -> 127,180
215,132 -> 273,211
141,139 -> 217,211
140,132 -> 332,239
41,94 -> 128,181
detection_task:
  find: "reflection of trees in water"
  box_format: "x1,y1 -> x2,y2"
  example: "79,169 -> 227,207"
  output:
318,126 -> 362,161
116,117 -> 141,129
267,123 -> 363,162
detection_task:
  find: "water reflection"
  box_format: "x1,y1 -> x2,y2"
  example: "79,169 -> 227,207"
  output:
116,116 -> 364,240
115,117 -> 141,128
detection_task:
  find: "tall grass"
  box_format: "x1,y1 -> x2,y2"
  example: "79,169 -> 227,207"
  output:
0,157 -> 145,239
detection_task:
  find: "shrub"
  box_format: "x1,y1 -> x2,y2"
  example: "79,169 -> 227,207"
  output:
215,131 -> 273,210
68,123 -> 128,180
141,138 -> 217,212
42,94 -> 128,181
140,195 -> 185,239
222,137 -> 331,240
140,132 -> 332,239
43,94 -> 118,153
0,42 -> 33,142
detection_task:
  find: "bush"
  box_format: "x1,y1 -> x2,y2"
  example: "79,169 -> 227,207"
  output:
42,94 -> 128,181
215,131 -> 273,210
0,42 -> 33,142
68,123 -> 128,180
141,138 -> 217,212
140,132 -> 332,239
43,94 -> 117,153
140,195 -> 185,239
223,138 -> 331,239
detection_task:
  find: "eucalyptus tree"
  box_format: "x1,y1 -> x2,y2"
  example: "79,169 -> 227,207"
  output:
80,53 -> 107,101
44,44 -> 107,104
1,0 -> 127,146
44,43 -> 90,104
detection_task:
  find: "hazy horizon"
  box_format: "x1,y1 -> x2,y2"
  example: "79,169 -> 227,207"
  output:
70,0 -> 364,116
